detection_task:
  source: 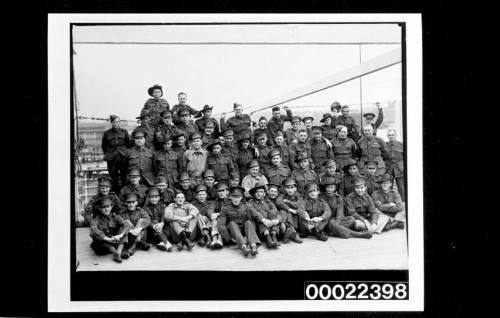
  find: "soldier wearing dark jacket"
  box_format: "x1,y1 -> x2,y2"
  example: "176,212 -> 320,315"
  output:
141,84 -> 170,128
132,110 -> 156,149
385,128 -> 405,200
90,196 -> 132,263
255,132 -> 273,172
371,174 -> 406,225
265,149 -> 291,187
124,129 -> 156,186
101,115 -> 130,192
320,113 -> 338,140
154,136 -> 182,187
213,182 -> 230,212
331,126 -> 357,177
200,120 -> 217,149
202,169 -> 218,201
119,168 -> 148,207
217,186 -> 261,257
194,104 -> 220,137
356,125 -> 388,172
175,172 -> 196,203
171,92 -> 198,125
285,116 -> 301,145
143,187 -> 174,252
192,185 -> 223,249
275,178 -> 304,243
339,159 -> 364,197
236,132 -> 255,178
155,110 -> 179,145
318,159 -> 342,184
298,183 -> 331,241
272,131 -> 292,167
247,185 -> 281,248
222,103 -> 252,141
176,108 -> 200,141
364,161 -> 383,195
253,117 -> 274,146
310,126 -> 334,174
119,192 -> 152,256
83,176 -> 122,226
291,152 -> 319,197
154,175 -> 176,205
289,129 -> 314,170
206,140 -> 238,184
221,129 -> 240,165
337,105 -> 361,142
267,106 -> 293,143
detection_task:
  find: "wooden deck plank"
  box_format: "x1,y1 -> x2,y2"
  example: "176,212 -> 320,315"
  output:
76,227 -> 408,271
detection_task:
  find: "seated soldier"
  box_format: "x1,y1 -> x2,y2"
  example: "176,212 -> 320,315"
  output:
371,174 -> 406,227
214,182 -> 230,213
339,158 -> 364,197
318,159 -> 342,184
275,178 -> 303,243
175,172 -> 195,202
89,196 -> 132,263
217,186 -> 261,257
265,149 -> 291,187
206,140 -> 238,184
119,168 -> 148,207
255,132 -> 273,172
192,184 -> 223,249
345,178 -> 397,234
154,136 -> 182,187
154,175 -> 176,205
241,160 -> 268,198
247,185 -> 281,248
298,183 -> 331,241
164,191 -> 199,251
119,192 -> 152,256
272,131 -> 293,168
82,175 -> 122,226
364,160 -> 384,195
266,183 -> 280,205
319,177 -> 372,239
143,187 -> 174,252
291,152 -> 319,197
202,169 -> 218,201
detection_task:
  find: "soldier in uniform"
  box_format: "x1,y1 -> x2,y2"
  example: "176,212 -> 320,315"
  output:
320,177 -> 372,239
133,110 -> 155,149
155,110 -> 178,145
171,92 -> 198,125
364,160 -> 384,195
310,126 -> 334,174
302,116 -> 314,140
176,108 -> 200,141
362,102 -> 384,136
89,195 -> 132,263
255,132 -> 273,172
141,84 -> 170,128
318,159 -> 341,184
356,125 -> 389,174
154,136 -> 182,187
371,174 -> 406,226
285,116 -> 301,145
143,187 -> 174,252
202,169 -> 218,201
265,149 -> 291,187
222,103 -> 252,141
275,178 -> 303,243
200,120 -> 217,149
82,176 -> 122,226
194,104 -> 220,137
119,168 -> 148,207
241,160 -> 268,198
291,152 -> 319,197
267,105 -> 293,144
206,140 -> 238,184
339,159 -> 364,197
192,184 -> 224,249
124,129 -> 156,186
101,115 -> 130,192
331,125 -> 357,176
172,132 -> 188,158
320,113 -> 338,140
272,131 -> 292,168
236,131 -> 255,179
175,172 -> 196,203
385,128 -> 405,200
330,102 -> 342,124
289,129 -> 314,170
298,183 -> 331,241
221,129 -> 240,165
182,132 -> 208,186
119,192 -> 152,256
154,175 -> 176,206
247,185 -> 281,248
164,190 -> 199,251
213,182 -> 230,213
217,186 -> 261,257
252,116 -> 274,146
337,105 -> 361,142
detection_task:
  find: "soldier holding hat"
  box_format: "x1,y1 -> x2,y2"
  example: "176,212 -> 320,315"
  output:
192,184 -> 224,249
298,183 -> 331,241
171,92 -> 198,125
337,105 -> 361,142
247,185 -> 282,248
195,104 -> 220,137
119,192 -> 152,256
217,186 -> 261,257
164,190 -> 200,251
339,158 -> 364,197
175,172 -> 196,203
236,131 -> 256,178
176,108 -> 200,141
275,178 -> 304,243
222,103 -> 253,141
371,173 -> 406,227
89,195 -> 132,263
267,105 -> 293,143
320,113 -> 338,140
356,125 -> 389,172
82,175 -> 122,226
119,168 -> 148,207
181,132 -> 208,186
285,116 -> 302,145
252,116 -> 274,146
362,102 -> 384,136
241,160 -> 268,198
206,140 -> 238,184
272,131 -> 293,168
291,152 -> 319,197
310,126 -> 334,174
331,125 -> 357,176
143,187 -> 174,252
154,135 -> 183,187
124,129 -> 156,186
265,149 -> 291,187
255,132 -> 273,172
101,115 -> 130,192
141,84 -> 170,128
133,110 -> 155,148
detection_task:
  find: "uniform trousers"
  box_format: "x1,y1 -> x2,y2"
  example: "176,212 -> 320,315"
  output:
219,221 -> 261,248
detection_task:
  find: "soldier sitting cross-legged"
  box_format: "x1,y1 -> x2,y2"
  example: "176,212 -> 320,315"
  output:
119,192 -> 152,257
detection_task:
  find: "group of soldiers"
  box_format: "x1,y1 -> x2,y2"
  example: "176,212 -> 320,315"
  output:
85,84 -> 406,263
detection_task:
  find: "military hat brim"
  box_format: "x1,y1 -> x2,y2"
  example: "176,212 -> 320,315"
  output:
148,85 -> 163,97
249,185 -> 267,197
363,112 -> 376,119
207,140 -> 223,151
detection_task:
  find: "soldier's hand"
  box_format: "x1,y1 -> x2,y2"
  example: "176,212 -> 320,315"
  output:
292,139 -> 298,144
375,102 -> 381,109
254,148 -> 260,157
289,208 -> 297,214
325,138 -> 332,148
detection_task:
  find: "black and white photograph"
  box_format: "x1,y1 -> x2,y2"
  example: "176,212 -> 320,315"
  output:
47,13 -> 423,312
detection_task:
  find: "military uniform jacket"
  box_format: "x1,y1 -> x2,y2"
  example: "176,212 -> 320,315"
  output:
119,207 -> 151,229
119,184 -> 148,206
345,191 -> 379,222
142,98 -> 170,128
339,173 -> 364,197
321,125 -> 338,140
176,122 -> 199,140
172,144 -> 187,159
252,128 -> 274,146
101,127 -> 130,161
224,114 -> 252,140
171,104 -> 198,125
205,185 -> 218,201
241,174 -> 268,198
303,197 -> 332,220
356,136 -> 388,168
365,174 -> 382,195
319,193 -> 344,220
265,164 -> 291,187
222,142 -> 240,166
275,193 -> 305,220
214,197 -> 230,212
192,199 -> 216,218
310,139 -> 334,169
201,135 -> 217,149
247,198 -> 280,222
164,202 -> 199,220
236,147 -> 255,178
272,144 -> 292,168
125,146 -> 156,185
195,117 -> 220,136
154,149 -> 182,179
371,189 -> 404,213
143,201 -> 168,224
291,168 -> 318,195
331,137 -> 357,160
218,202 -> 253,227
385,140 -> 404,177
132,124 -> 155,148
318,171 -> 342,184
256,145 -> 272,171
285,128 -> 300,145
268,110 -> 293,141
90,213 -> 131,241
155,123 -> 179,142
174,186 -> 196,203
289,141 -> 314,170
84,191 -> 122,219
206,153 -> 238,182
336,115 -> 360,139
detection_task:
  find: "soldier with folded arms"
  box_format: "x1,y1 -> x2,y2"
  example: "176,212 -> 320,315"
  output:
298,183 -> 331,241
164,191 -> 199,251
247,185 -> 281,248
371,174 -> 406,227
119,192 -> 152,256
143,187 -> 174,252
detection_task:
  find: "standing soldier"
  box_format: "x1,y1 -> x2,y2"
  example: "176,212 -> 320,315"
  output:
143,187 -> 174,252
200,120 -> 217,149
82,176 -> 122,226
101,115 -> 130,192
310,126 -> 334,174
298,183 -> 331,241
319,113 -> 338,140
371,174 -> 406,226
330,101 -> 342,124
176,108 -> 200,141
275,178 -> 304,243
119,192 -> 152,256
291,152 -> 319,197
119,168 -> 148,207
164,191 -> 199,251
318,159 -> 341,184
337,105 -> 361,142
285,116 -> 302,145
194,104 -> 220,137
133,110 -> 155,149
155,110 -> 178,144
124,129 -> 156,186
289,129 -> 314,170
206,140 -> 238,184
141,84 -> 170,128
385,128 -> 405,200
222,103 -> 252,141
217,186 -> 261,257
154,136 -> 182,188
265,149 -> 291,187
236,132 -> 255,179
182,133 -> 208,186
247,185 -> 281,248
171,92 -> 198,125
89,196 -> 132,263
267,105 -> 293,144
356,125 -> 389,174
255,132 -> 273,172
339,159 -> 364,197
331,125 -> 357,176
253,117 -> 273,146
241,160 -> 268,198
362,102 -> 384,136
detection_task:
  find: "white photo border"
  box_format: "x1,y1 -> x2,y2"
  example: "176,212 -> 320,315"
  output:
48,13 -> 423,312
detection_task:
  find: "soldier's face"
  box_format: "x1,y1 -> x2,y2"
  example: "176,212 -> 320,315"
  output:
258,137 -> 267,146
218,136 -> 225,143
225,135 -> 234,144
181,114 -> 190,124
341,108 -> 349,116
162,116 -> 172,125
285,185 -> 296,196
100,204 -> 112,216
314,132 -> 322,141
324,118 -> 332,126
367,167 -> 377,176
304,119 -> 313,128
129,175 -> 140,185
156,183 -> 167,192
192,138 -> 202,149
348,165 -> 358,176
203,109 -> 212,118
234,106 -> 243,116
212,144 -> 222,154
204,177 -> 215,187
241,140 -> 250,148
152,89 -> 162,98
175,193 -> 185,205
196,191 -> 207,202
292,121 -> 299,129
250,166 -> 260,176
326,184 -> 336,195
298,132 -> 307,142
149,194 -> 160,205
259,120 -> 267,129
268,187 -> 278,198
126,200 -> 138,210
381,181 -> 392,191
99,185 -> 110,195
327,165 -> 336,174
230,179 -> 240,187
230,195 -> 242,205
387,130 -> 397,141
217,189 -> 228,199
308,189 -> 319,199
134,135 -> 146,147
180,180 -> 190,189
205,126 -> 214,135
275,136 -> 284,145
363,126 -> 374,136
338,128 -> 348,138
354,184 -> 367,196
178,94 -> 187,105
177,136 -> 186,146
300,159 -> 309,169
254,189 -> 266,200
163,140 -> 173,150
365,117 -> 374,124
271,155 -> 281,166
272,110 -> 280,118
111,118 -> 120,129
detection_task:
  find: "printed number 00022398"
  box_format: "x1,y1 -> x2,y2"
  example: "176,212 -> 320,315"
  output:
304,282 -> 409,300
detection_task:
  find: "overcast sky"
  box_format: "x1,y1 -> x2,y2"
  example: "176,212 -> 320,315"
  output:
72,24 -> 402,121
